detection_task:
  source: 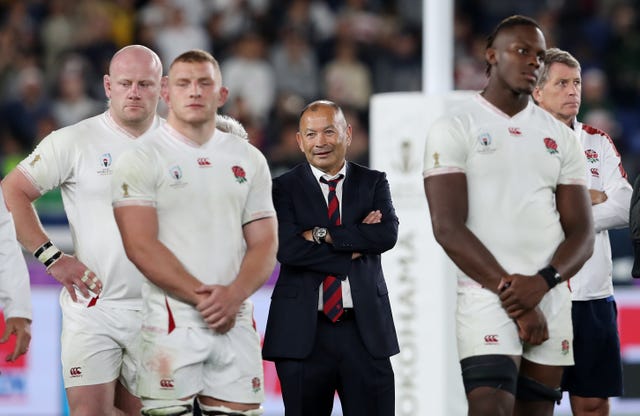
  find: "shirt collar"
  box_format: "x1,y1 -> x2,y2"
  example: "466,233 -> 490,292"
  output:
309,163 -> 347,184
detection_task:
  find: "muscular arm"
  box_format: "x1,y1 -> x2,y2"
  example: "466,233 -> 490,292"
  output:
195,216 -> 278,331
113,205 -> 204,305
2,170 -> 100,301
500,184 -> 594,317
1,170 -> 49,252
547,184 -> 595,278
423,172 -> 507,293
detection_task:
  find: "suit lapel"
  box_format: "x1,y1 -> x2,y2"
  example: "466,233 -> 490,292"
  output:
298,164 -> 329,221
341,162 -> 358,225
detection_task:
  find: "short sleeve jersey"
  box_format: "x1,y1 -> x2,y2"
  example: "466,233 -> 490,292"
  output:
111,123 -> 276,328
18,111 -> 163,308
423,94 -> 586,287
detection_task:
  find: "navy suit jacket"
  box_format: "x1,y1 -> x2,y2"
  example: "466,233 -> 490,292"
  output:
262,162 -> 400,360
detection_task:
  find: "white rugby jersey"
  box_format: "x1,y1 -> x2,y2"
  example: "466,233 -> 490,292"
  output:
569,121 -> 631,300
423,94 -> 586,288
0,187 -> 32,319
111,123 -> 275,328
18,111 -> 163,309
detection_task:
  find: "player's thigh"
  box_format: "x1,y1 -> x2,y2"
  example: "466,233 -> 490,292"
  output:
61,304 -> 140,388
456,288 -> 523,360
523,284 -> 573,367
137,326 -> 209,400
202,302 -> 264,405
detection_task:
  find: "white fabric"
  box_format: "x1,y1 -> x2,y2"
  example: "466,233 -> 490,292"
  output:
456,281 -> 573,366
111,123 -> 275,328
0,187 -> 32,320
137,302 -> 264,404
17,111 -> 163,309
423,94 -> 586,287
60,294 -> 140,389
569,121 -> 632,300
308,163 -> 354,309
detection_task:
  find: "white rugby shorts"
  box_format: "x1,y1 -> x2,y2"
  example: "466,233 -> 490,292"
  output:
456,282 -> 574,366
137,301 -> 264,405
60,292 -> 141,391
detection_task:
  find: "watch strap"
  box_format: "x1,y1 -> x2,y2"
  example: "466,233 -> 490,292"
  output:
538,265 -> 561,289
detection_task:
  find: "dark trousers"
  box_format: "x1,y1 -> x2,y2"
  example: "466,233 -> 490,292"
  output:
275,313 -> 395,416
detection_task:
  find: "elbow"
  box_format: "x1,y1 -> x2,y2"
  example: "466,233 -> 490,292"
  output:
120,239 -> 149,271
431,219 -> 459,250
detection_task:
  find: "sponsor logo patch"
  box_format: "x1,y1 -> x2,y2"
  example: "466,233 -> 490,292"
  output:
484,334 -> 499,344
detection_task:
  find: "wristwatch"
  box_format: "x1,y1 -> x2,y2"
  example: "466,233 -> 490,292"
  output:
312,227 -> 328,244
537,265 -> 562,289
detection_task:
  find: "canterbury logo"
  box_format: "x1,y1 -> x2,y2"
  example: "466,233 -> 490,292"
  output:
69,367 -> 82,377
197,158 -> 211,166
160,379 -> 174,389
484,335 -> 499,344
508,127 -> 521,136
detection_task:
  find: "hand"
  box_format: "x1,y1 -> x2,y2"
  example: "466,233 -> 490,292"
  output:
301,229 -> 313,242
498,273 -> 548,318
194,284 -> 243,334
0,317 -> 31,362
46,254 -> 103,302
515,307 -> 549,345
361,210 -> 382,224
589,189 -> 607,205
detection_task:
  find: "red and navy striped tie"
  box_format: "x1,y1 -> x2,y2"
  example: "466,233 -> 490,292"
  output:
320,175 -> 344,322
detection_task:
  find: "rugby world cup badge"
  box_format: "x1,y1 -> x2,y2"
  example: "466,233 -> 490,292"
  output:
476,132 -> 496,153
97,153 -> 113,175
168,165 -> 187,188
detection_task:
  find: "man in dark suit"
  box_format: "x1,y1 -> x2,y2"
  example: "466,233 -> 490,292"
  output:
262,100 -> 399,416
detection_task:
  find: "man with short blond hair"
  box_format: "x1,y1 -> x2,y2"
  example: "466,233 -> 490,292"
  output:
112,49 -> 276,416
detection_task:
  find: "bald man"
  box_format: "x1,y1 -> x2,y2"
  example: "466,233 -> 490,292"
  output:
1,45 -> 164,415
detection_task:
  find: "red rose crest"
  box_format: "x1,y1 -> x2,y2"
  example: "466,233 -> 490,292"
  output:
543,137 -> 558,154
232,165 -> 247,183
584,149 -> 599,163
251,377 -> 261,392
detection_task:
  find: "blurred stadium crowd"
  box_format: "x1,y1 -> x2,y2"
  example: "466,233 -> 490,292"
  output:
0,0 -> 639,183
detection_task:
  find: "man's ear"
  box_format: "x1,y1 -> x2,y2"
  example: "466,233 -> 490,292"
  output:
532,86 -> 542,103
485,47 -> 497,67
160,76 -> 169,104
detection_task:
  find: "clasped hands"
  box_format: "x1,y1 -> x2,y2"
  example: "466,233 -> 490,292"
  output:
498,273 -> 551,346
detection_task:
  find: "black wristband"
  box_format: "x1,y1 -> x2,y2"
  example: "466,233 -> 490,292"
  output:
538,265 -> 561,289
43,250 -> 62,268
33,240 -> 53,258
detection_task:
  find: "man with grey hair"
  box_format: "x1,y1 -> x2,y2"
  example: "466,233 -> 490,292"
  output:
534,47 -> 631,416
2,45 -> 164,415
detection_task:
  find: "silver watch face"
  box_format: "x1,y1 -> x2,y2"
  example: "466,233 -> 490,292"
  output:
316,228 -> 327,238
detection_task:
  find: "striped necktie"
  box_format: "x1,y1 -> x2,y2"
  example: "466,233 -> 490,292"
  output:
320,175 -> 344,322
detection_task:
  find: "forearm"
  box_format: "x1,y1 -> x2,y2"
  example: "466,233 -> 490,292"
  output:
592,184 -> 631,232
230,241 -> 277,300
546,232 -> 594,281
1,176 -> 49,252
126,240 -> 204,305
551,184 -> 595,280
230,217 -> 278,299
435,225 -> 507,293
